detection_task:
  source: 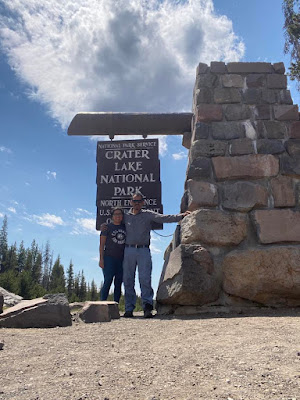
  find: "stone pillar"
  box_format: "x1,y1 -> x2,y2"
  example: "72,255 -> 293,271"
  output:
157,61 -> 300,314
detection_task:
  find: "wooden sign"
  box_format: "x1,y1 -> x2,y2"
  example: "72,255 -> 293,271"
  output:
96,139 -> 163,229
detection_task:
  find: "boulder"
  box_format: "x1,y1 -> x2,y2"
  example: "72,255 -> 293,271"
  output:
222,182 -> 268,212
78,301 -> 120,323
0,295 -> 3,314
186,180 -> 218,210
253,209 -> 300,244
270,176 -> 295,207
212,154 -> 279,180
156,244 -> 220,306
0,286 -> 23,307
0,294 -> 72,328
181,209 -> 248,246
223,247 -> 300,306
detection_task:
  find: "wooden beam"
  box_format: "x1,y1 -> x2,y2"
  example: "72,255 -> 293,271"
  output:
68,112 -> 192,137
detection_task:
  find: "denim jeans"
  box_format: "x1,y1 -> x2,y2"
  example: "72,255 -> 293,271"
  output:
100,255 -> 123,302
122,247 -> 154,312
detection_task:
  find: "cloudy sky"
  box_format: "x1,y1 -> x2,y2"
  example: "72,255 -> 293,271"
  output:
0,0 -> 299,293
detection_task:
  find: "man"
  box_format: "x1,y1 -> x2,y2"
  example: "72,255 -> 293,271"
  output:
121,192 -> 190,318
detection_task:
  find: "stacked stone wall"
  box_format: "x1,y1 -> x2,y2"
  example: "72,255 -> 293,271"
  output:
157,61 -> 300,314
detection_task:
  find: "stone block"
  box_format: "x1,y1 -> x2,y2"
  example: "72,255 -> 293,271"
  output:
267,74 -> 287,89
271,176 -> 295,207
243,88 -> 262,104
196,104 -> 223,122
182,131 -> 192,149
280,154 -> 300,177
214,88 -> 241,103
212,121 -> 245,140
274,105 -> 299,121
222,74 -> 244,88
195,87 -> 213,104
286,139 -> 300,157
190,139 -> 227,159
261,89 -> 277,104
229,138 -> 254,155
256,120 -> 287,139
224,104 -> 251,121
156,244 -> 220,306
290,122 -> 300,139
0,294 -> 72,328
253,209 -> 300,243
278,90 -> 293,104
256,139 -> 285,154
181,209 -> 248,246
223,247 -> 300,306
79,302 -> 111,323
196,63 -> 209,74
186,179 -> 218,210
195,73 -> 219,88
212,154 -> 279,180
193,122 -> 210,140
187,157 -> 213,179
254,105 -> 271,120
210,61 -> 227,73
246,74 -> 266,88
273,62 -> 285,74
227,62 -> 274,74
222,182 -> 268,212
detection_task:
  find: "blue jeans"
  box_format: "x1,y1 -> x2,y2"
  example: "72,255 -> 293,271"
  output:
123,247 -> 154,312
100,255 -> 123,302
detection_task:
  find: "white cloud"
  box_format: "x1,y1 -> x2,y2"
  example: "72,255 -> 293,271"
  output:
46,170 -> 57,180
91,256 -> 99,262
0,212 -> 4,218
72,218 -> 98,236
32,213 -> 64,228
0,0 -> 244,131
172,151 -> 188,160
7,207 -> 16,214
74,208 -> 93,216
0,146 -> 12,154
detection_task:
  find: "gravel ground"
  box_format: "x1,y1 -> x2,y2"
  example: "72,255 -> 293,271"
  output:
1,309 -> 300,400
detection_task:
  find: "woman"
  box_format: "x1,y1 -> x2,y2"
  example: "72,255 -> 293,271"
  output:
99,207 -> 126,302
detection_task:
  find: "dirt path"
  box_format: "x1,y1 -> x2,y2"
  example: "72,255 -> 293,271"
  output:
1,309 -> 300,400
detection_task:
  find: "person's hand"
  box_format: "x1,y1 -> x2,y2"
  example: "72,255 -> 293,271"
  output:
99,259 -> 104,269
100,223 -> 108,231
181,211 -> 191,218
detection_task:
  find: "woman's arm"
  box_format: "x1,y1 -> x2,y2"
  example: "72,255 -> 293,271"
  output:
99,235 -> 107,269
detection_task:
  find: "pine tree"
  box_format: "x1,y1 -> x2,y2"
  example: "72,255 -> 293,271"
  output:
6,242 -> 18,271
66,260 -> 74,300
283,0 -> 300,86
79,270 -> 87,301
90,279 -> 98,301
32,251 -> 42,284
74,273 -> 80,301
0,215 -> 8,272
49,256 -> 66,293
42,241 -> 51,290
17,241 -> 26,272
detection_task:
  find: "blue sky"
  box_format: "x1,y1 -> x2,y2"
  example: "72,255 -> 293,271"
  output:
0,0 -> 299,294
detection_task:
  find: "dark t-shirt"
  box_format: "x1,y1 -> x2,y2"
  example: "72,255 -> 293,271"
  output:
101,223 -> 126,259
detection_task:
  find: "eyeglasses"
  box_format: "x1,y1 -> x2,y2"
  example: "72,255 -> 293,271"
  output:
112,212 -> 123,216
132,199 -> 143,203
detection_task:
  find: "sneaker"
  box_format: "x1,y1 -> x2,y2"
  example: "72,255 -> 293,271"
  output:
143,303 -> 154,318
143,309 -> 153,318
123,311 -> 134,318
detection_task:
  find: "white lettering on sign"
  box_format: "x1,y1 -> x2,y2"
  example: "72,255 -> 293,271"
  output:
114,161 -> 142,172
100,173 -> 156,184
105,150 -> 150,160
114,186 -> 142,196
